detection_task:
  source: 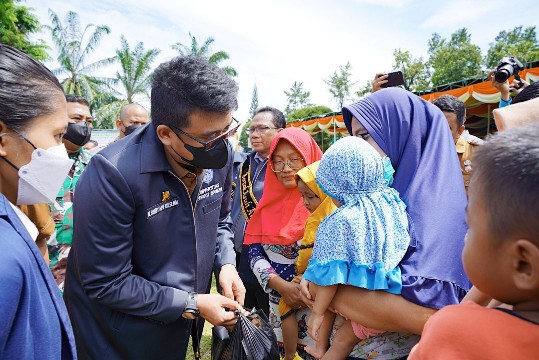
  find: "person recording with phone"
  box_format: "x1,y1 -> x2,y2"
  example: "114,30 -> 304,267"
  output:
372,71 -> 405,92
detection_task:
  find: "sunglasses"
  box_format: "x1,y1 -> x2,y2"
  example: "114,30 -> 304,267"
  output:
170,117 -> 240,151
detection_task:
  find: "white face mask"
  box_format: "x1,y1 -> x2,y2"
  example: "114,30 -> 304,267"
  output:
16,144 -> 74,205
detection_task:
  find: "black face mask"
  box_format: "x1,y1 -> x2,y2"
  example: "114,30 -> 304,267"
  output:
123,124 -> 141,136
172,138 -> 230,170
63,122 -> 92,146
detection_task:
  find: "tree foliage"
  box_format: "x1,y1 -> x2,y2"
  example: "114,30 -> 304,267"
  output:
427,28 -> 482,86
90,92 -> 121,129
47,10 -> 116,102
355,80 -> 374,98
284,81 -> 311,116
392,49 -> 429,91
356,50 -> 429,96
172,33 -> 237,77
324,61 -> 355,110
287,105 -> 339,152
249,83 -> 259,117
287,105 -> 332,122
238,119 -> 251,152
23,6 -> 539,130
0,0 -> 49,60
92,36 -> 161,128
485,26 -> 539,69
114,35 -> 160,103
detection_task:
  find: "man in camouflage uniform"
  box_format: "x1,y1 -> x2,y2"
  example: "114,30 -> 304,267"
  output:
48,94 -> 93,291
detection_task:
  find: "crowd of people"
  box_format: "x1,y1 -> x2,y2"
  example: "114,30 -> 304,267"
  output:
1,41 -> 539,360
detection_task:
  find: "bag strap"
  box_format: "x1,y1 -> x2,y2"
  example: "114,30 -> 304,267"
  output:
191,320 -> 200,360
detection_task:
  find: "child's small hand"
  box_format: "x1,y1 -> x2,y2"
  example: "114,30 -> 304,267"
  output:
299,278 -> 315,309
300,278 -> 312,300
307,312 -> 324,341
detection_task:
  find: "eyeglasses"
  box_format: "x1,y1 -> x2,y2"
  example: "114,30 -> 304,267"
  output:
247,126 -> 280,134
170,117 -> 240,151
270,158 -> 305,173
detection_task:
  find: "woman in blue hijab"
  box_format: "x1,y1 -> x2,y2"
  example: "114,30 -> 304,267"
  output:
301,88 -> 470,357
348,87 -> 469,314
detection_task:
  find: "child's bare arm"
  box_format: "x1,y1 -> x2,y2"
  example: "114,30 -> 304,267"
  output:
312,284 -> 338,315
461,286 -> 492,306
308,284 -> 338,342
331,285 -> 436,335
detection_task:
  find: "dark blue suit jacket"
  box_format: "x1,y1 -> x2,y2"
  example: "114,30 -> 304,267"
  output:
64,123 -> 236,359
0,194 -> 76,359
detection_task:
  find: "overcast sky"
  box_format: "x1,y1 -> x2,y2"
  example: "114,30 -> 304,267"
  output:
28,0 -> 539,123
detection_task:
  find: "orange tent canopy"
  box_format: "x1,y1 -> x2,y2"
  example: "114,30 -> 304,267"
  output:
288,66 -> 539,137
287,112 -> 349,134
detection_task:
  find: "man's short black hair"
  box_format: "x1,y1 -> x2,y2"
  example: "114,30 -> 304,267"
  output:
252,106 -> 286,129
65,94 -> 90,107
433,95 -> 466,127
513,81 -> 539,104
472,123 -> 539,243
151,56 -> 238,128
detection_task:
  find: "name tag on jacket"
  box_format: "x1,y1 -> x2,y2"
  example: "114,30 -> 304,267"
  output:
147,198 -> 179,219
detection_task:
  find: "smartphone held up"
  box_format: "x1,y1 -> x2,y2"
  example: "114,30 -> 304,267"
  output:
379,71 -> 405,88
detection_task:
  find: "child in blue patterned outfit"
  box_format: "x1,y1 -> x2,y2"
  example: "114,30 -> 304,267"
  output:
303,136 -> 410,360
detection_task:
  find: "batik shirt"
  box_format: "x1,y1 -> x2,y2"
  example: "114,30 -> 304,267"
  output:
48,148 -> 92,289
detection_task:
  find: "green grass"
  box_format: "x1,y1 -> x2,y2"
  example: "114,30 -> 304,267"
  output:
185,276 -> 218,359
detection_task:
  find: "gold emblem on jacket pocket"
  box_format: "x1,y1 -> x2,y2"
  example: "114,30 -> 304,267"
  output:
162,190 -> 170,202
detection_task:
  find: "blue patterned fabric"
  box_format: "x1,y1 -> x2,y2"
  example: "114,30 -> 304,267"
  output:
343,88 -> 470,308
303,137 -> 410,294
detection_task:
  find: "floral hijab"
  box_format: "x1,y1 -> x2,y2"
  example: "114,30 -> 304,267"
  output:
304,137 -> 409,292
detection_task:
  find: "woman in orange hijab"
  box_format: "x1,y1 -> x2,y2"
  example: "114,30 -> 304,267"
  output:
244,127 -> 322,359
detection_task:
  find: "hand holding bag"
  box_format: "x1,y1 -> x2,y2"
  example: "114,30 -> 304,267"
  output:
211,308 -> 279,360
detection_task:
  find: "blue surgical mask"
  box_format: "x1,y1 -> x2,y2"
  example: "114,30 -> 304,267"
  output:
382,156 -> 395,186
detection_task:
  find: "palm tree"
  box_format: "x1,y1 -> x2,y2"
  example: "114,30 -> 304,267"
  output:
93,36 -> 160,128
90,92 -> 121,129
115,35 -> 160,103
172,33 -> 237,76
47,10 -> 116,101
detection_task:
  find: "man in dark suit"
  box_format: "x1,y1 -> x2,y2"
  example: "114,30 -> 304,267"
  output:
64,56 -> 245,359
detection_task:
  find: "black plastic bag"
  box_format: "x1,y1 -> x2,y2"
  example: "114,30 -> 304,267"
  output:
211,308 -> 279,360
211,325 -> 230,359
